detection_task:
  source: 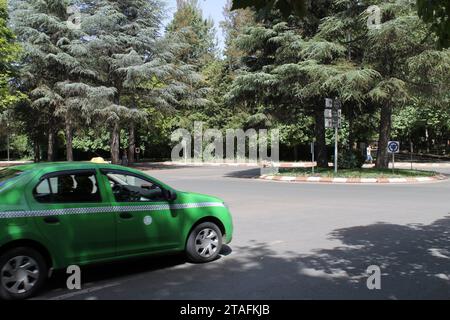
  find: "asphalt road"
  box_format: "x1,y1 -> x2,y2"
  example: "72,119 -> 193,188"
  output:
37,165 -> 450,300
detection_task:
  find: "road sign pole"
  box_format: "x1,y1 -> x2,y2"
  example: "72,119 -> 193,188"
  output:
311,142 -> 315,174
334,127 -> 338,174
410,141 -> 413,170
387,141 -> 400,173
392,152 -> 395,173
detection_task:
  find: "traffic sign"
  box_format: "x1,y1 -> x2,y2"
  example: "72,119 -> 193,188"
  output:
387,141 -> 400,153
324,98 -> 342,129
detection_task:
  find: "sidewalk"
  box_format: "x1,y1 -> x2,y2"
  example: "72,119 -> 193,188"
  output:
0,161 -> 33,167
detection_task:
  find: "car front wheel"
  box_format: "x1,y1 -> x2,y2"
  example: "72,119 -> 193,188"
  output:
186,222 -> 223,263
0,247 -> 47,300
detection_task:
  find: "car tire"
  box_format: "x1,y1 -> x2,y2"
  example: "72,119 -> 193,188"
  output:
186,222 -> 223,263
0,247 -> 47,300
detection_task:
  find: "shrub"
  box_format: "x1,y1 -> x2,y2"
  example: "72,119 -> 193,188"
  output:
333,149 -> 365,169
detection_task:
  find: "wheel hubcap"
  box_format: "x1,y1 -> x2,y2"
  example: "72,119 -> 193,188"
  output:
1,256 -> 40,294
195,228 -> 219,258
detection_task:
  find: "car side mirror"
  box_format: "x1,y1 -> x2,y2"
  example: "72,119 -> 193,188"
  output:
164,189 -> 177,201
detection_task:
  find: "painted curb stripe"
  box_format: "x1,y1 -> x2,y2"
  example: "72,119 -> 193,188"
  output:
261,176 -> 445,184
0,202 -> 225,219
388,178 -> 408,183
332,178 -> 348,183
360,178 -> 378,183
280,176 -> 296,181
415,177 -> 432,182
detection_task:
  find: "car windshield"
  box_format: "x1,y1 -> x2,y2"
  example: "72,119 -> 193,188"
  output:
0,168 -> 24,188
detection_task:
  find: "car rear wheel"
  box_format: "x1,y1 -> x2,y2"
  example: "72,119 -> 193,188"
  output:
0,247 -> 47,300
186,222 -> 223,263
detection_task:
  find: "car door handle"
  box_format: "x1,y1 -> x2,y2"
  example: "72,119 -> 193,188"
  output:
119,212 -> 133,220
43,216 -> 60,224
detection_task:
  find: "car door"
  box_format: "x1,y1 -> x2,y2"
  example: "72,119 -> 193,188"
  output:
99,169 -> 181,256
28,169 -> 116,265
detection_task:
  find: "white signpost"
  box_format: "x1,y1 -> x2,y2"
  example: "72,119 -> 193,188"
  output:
387,141 -> 400,171
325,98 -> 342,173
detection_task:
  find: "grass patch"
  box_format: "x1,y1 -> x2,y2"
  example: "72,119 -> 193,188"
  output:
277,168 -> 438,178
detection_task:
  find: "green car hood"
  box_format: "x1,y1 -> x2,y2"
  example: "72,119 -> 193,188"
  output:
175,191 -> 224,205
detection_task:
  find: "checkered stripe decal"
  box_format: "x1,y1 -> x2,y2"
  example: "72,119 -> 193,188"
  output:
0,202 -> 225,219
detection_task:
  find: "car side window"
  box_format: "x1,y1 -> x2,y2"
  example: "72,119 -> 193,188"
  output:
105,172 -> 165,203
34,172 -> 101,203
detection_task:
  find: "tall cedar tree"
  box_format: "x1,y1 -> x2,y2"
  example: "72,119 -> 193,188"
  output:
79,0 -> 206,164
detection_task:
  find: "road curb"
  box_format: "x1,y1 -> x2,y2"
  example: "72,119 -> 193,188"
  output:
259,174 -> 448,184
140,161 -> 450,169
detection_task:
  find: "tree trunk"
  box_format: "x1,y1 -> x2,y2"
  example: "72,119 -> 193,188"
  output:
347,106 -> 355,150
425,127 -> 430,154
314,105 -> 328,168
47,129 -> 55,162
293,145 -> 298,162
34,139 -> 40,163
110,121 -> 120,164
376,103 -> 392,168
65,121 -> 74,162
128,123 -> 136,164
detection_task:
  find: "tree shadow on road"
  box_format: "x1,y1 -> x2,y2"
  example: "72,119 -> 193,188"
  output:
42,216 -> 450,300
223,168 -> 262,179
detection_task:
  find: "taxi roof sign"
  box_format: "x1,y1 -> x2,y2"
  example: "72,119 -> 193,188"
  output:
90,157 -> 108,164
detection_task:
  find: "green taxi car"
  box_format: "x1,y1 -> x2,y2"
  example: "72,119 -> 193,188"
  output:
0,161 -> 233,300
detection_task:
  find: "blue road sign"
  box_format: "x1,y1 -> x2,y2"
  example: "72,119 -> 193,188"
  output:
387,141 -> 400,153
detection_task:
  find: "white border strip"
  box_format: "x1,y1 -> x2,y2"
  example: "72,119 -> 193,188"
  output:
0,202 -> 225,219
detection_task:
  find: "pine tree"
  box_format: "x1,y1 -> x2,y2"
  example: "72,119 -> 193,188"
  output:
10,0 -> 100,161
167,0 -> 218,68
221,0 -> 254,71
228,0 -> 449,168
0,0 -> 21,113
227,3 -> 380,167
11,0 -> 65,161
78,0 -> 206,164
358,0 -> 446,167
0,0 -> 23,160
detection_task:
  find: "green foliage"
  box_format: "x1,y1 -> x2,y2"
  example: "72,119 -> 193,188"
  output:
72,129 -> 111,152
231,0 -> 307,19
0,0 -> 22,112
335,149 -> 365,169
2,0 -> 449,162
166,0 -> 218,67
417,0 -> 450,48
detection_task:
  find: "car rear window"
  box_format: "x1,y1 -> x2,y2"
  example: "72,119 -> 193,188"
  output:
0,168 -> 24,187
